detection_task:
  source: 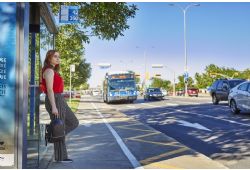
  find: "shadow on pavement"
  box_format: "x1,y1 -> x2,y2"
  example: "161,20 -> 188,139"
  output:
120,102 -> 250,166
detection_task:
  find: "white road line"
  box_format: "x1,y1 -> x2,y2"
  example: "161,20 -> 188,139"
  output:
165,103 -> 179,106
140,100 -> 250,127
91,103 -> 142,169
127,105 -> 136,108
175,109 -> 250,127
174,101 -> 202,105
141,103 -> 161,108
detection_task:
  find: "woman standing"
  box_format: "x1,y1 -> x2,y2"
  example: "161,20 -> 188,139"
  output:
41,50 -> 79,163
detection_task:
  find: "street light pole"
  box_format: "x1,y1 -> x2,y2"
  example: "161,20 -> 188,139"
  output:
136,46 -> 154,90
169,3 -> 200,97
144,50 -> 147,87
183,9 -> 188,97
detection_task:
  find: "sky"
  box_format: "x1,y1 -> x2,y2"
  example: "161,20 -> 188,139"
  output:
85,2 -> 250,88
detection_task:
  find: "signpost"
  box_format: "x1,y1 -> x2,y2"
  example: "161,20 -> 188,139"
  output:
70,64 -> 75,103
184,72 -> 189,83
59,5 -> 79,23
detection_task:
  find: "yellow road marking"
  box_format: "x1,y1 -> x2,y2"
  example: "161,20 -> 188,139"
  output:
127,132 -> 161,140
129,138 -> 182,147
117,126 -> 156,132
118,123 -> 142,127
140,147 -> 189,165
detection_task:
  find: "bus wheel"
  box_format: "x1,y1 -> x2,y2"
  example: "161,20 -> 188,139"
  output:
107,98 -> 110,104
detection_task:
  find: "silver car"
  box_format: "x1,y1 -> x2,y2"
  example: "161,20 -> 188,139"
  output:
228,81 -> 250,114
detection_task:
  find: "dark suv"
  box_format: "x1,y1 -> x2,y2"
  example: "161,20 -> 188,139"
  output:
210,79 -> 246,105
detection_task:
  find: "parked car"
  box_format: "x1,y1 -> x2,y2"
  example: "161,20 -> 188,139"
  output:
62,91 -> 71,98
210,79 -> 246,105
74,92 -> 81,98
144,88 -> 164,101
92,90 -> 101,96
63,91 -> 81,98
176,88 -> 198,97
161,89 -> 168,96
187,87 -> 199,97
228,81 -> 250,114
176,89 -> 184,96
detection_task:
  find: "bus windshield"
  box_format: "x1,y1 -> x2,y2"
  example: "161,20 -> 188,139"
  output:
109,79 -> 135,90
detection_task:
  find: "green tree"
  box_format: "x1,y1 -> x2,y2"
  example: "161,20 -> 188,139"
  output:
195,72 -> 213,89
50,2 -> 138,42
48,2 -> 138,89
54,26 -> 92,89
80,82 -> 90,90
150,77 -> 171,90
194,64 -> 250,89
176,75 -> 194,90
242,69 -> 250,80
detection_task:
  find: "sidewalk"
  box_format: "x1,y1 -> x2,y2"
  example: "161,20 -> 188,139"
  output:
48,95 -> 227,169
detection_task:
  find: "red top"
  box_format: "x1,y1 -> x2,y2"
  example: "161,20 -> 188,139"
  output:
40,67 -> 64,94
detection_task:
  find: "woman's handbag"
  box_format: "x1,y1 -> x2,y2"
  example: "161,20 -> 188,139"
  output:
45,117 -> 65,145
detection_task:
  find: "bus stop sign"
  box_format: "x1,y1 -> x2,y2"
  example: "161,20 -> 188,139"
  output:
184,72 -> 189,83
60,5 -> 79,23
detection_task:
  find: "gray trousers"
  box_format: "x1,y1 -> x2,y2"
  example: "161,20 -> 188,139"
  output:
45,93 -> 79,161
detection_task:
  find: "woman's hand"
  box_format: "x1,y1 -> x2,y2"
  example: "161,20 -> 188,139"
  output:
52,106 -> 59,118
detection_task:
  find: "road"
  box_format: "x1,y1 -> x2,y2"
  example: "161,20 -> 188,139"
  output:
94,95 -> 250,169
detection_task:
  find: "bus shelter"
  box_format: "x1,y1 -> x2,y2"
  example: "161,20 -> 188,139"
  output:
0,2 -> 58,168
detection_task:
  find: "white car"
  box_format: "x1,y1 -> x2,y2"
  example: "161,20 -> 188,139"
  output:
228,81 -> 250,114
161,89 -> 168,96
92,90 -> 100,96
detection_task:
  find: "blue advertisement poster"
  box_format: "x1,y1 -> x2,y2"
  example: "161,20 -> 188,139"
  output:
0,2 -> 16,167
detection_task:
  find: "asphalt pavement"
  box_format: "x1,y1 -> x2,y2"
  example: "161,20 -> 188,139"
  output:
112,95 -> 250,169
47,95 -> 227,169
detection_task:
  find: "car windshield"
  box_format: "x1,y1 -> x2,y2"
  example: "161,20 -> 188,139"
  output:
109,79 -> 135,90
229,80 -> 245,88
148,88 -> 161,92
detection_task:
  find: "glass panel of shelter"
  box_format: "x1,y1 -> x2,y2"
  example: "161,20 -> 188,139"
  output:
27,12 -> 54,169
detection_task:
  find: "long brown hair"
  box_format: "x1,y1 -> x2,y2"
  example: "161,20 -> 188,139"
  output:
42,49 -> 60,72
